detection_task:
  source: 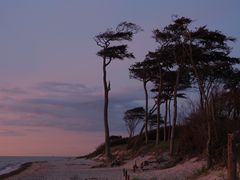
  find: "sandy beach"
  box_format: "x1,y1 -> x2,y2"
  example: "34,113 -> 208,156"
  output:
0,156 -> 227,180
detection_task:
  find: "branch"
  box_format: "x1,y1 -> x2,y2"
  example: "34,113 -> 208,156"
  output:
105,58 -> 112,66
94,36 -> 110,48
94,38 -> 105,48
149,102 -> 157,115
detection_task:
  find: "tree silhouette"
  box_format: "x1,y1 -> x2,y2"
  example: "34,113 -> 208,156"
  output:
153,17 -> 192,155
145,48 -> 174,145
95,22 -> 141,160
151,70 -> 188,142
123,107 -> 145,138
124,16 -> 239,169
153,16 -> 239,167
184,24 -> 239,168
129,60 -> 155,144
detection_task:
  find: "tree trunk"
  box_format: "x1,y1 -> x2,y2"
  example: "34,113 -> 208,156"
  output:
187,36 -> 213,168
156,101 -> 161,145
168,99 -> 172,141
139,123 -> 145,135
103,58 -> 111,160
206,115 -> 212,169
199,89 -> 204,110
156,69 -> 163,145
164,100 -> 168,142
170,68 -> 180,155
129,128 -> 133,138
193,66 -> 212,168
143,81 -> 149,144
195,75 -> 213,169
227,133 -> 237,180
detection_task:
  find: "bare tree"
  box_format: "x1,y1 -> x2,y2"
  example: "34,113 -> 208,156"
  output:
123,107 -> 145,138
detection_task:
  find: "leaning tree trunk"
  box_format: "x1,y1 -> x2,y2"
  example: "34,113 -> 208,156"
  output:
143,81 -> 149,144
103,58 -> 111,160
156,70 -> 163,145
170,68 -> 180,155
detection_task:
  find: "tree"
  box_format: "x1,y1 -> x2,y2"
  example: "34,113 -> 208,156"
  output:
185,25 -> 239,168
146,48 -> 174,145
95,22 -> 141,160
123,107 -> 145,138
154,16 -> 239,167
153,17 -> 192,155
129,60 -> 155,144
223,69 -> 240,120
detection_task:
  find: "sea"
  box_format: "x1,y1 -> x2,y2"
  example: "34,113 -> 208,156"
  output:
0,156 -> 67,176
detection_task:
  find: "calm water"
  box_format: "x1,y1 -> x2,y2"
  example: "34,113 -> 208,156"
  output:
0,156 -> 67,175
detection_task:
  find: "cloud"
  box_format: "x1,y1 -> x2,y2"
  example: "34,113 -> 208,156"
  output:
36,82 -> 87,94
0,129 -> 25,136
0,87 -> 26,94
0,82 -> 145,133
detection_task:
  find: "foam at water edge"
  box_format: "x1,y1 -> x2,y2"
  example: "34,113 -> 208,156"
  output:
0,163 -> 21,175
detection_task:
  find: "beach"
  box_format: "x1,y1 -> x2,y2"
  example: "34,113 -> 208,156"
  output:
0,156 -> 227,180
2,158 -> 123,180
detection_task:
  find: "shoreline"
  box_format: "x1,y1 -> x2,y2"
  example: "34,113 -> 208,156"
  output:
0,156 -> 223,180
0,162 -> 33,179
2,158 -> 124,180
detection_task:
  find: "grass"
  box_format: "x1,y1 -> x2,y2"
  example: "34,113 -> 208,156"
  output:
132,176 -> 157,180
192,166 -> 208,178
86,135 -> 174,162
84,127 -> 177,160
131,178 -> 140,180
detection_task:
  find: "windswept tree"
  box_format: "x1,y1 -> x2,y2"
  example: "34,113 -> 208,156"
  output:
95,22 -> 142,160
129,60 -> 155,144
184,24 -> 239,168
156,16 -> 239,168
123,107 -> 145,138
153,17 -> 192,155
151,70 -> 189,140
146,48 -> 174,145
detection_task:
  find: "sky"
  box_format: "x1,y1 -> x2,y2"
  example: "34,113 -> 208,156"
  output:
0,0 -> 239,156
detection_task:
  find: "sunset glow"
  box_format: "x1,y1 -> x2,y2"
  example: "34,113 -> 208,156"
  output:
0,0 -> 239,156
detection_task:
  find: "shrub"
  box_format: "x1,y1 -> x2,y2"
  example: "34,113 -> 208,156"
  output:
178,89 -> 240,165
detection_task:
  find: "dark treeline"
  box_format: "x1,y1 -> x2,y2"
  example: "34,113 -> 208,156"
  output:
95,16 -> 240,168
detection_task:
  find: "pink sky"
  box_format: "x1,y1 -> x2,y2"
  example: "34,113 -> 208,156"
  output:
0,125 -> 104,156
0,0 -> 239,156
